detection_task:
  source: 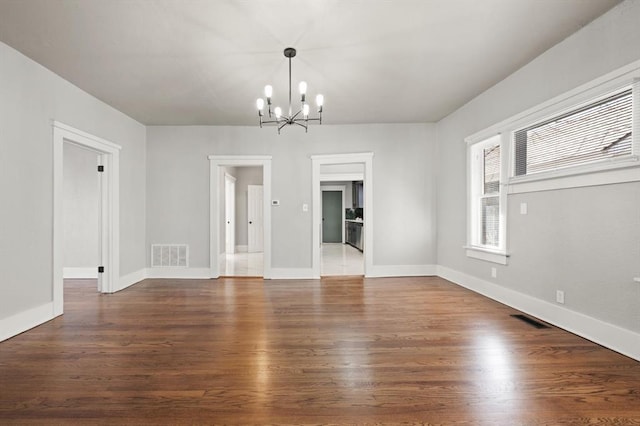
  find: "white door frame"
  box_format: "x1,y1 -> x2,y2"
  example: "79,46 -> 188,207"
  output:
209,156 -> 272,279
53,121 -> 121,316
224,173 -> 236,254
311,153 -> 373,278
320,185 -> 346,243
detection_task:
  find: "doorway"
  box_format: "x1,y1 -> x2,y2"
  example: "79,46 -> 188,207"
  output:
209,156 -> 272,279
311,153 -> 373,278
219,167 -> 264,276
62,143 -> 100,291
53,122 -> 121,316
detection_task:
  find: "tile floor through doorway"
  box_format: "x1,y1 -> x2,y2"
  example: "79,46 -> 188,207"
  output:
218,243 -> 363,277
321,243 -> 364,276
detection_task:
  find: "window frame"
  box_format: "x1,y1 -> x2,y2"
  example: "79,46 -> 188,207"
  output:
508,81 -> 639,193
512,87 -> 634,178
466,134 -> 509,265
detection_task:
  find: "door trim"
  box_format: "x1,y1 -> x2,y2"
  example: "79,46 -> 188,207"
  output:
53,121 -> 121,316
321,185 -> 346,243
311,152 -> 373,278
209,156 -> 272,279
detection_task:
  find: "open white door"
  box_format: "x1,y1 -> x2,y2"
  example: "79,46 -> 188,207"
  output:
247,184 -> 264,253
225,174 -> 236,254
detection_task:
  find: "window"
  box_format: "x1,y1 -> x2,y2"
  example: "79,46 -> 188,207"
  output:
514,87 -> 633,177
467,135 -> 507,264
465,62 -> 640,264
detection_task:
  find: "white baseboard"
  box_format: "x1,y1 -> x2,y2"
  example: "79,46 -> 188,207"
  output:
367,264 -> 437,278
145,267 -> 211,279
437,265 -> 640,362
116,268 -> 147,292
269,268 -> 315,279
63,267 -> 98,279
235,245 -> 248,253
0,302 -> 57,343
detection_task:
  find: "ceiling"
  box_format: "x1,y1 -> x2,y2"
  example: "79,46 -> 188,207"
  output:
0,0 -> 621,126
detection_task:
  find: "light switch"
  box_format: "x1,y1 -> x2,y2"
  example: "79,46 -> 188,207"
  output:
302,203 -> 308,212
271,200 -> 280,206
520,202 -> 528,215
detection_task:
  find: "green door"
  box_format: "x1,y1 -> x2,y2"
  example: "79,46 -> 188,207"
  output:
322,191 -> 342,243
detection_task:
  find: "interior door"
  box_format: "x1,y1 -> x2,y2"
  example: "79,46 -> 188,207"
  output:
247,184 -> 264,252
322,190 -> 342,243
225,174 -> 235,254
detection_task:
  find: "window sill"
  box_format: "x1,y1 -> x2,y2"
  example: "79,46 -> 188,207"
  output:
508,156 -> 640,194
465,246 -> 509,265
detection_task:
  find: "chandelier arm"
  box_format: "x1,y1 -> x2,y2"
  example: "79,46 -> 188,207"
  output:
293,121 -> 308,132
297,117 -> 321,122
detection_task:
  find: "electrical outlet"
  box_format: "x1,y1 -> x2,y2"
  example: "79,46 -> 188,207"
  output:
491,267 -> 497,278
556,290 -> 565,304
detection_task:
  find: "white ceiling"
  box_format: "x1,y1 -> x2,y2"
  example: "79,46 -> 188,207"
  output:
0,0 -> 621,126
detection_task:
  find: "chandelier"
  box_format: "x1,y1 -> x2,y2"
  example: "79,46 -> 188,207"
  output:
256,47 -> 324,133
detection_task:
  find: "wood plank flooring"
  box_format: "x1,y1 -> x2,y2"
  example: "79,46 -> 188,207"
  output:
1,276 -> 640,424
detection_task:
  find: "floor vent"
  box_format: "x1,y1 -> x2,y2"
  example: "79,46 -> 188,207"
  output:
151,244 -> 188,267
510,314 -> 550,329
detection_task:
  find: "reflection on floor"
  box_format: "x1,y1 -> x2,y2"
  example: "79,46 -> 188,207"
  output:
219,252 -> 264,277
321,243 -> 364,276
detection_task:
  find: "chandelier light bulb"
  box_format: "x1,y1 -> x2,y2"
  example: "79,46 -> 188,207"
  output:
274,107 -> 282,119
256,98 -> 264,110
303,103 -> 310,118
316,94 -> 324,107
264,85 -> 273,99
299,81 -> 307,102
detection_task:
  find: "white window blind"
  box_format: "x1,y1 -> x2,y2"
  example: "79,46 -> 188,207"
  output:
481,144 -> 500,247
514,88 -> 633,176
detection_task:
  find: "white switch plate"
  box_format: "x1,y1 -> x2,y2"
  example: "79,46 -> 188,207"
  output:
520,202 -> 528,215
491,267 -> 497,278
302,203 -> 308,212
556,290 -> 565,304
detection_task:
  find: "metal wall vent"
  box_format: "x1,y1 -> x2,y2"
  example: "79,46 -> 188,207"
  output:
151,244 -> 188,267
510,314 -> 550,329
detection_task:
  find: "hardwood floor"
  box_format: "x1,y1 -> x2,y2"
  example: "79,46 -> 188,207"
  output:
1,277 -> 639,424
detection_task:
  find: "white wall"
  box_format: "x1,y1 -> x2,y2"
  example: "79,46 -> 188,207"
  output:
63,143 -> 99,270
436,0 -> 640,336
146,123 -> 437,271
0,41 -> 146,325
